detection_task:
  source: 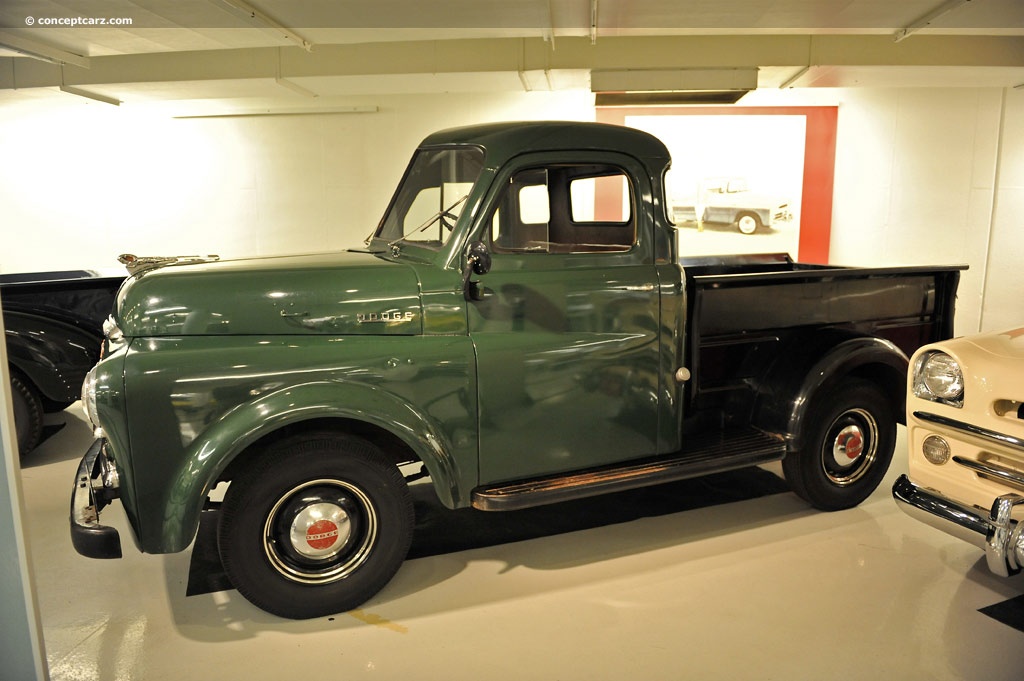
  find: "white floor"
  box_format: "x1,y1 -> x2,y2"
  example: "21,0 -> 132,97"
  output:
18,406 -> 1024,681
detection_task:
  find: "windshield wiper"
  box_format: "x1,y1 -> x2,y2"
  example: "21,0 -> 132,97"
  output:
386,194 -> 469,252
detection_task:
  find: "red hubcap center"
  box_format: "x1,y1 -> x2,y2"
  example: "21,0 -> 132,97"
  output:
306,519 -> 340,550
838,431 -> 864,460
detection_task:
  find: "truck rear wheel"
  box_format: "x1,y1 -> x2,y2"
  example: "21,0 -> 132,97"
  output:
736,212 -> 761,234
783,378 -> 895,511
217,432 -> 413,619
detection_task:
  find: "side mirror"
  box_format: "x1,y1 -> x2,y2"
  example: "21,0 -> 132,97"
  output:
466,240 -> 491,275
462,240 -> 491,301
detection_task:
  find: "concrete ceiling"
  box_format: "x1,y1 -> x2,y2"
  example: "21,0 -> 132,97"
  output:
1,0 -> 1023,111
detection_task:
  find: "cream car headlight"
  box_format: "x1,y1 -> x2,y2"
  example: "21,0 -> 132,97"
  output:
913,351 -> 964,407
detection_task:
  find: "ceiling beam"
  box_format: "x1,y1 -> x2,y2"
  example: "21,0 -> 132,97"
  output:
1,34 -> 1022,93
0,31 -> 90,69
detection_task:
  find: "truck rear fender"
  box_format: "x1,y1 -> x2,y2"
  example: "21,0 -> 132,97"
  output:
5,311 -> 102,406
154,380 -> 464,554
750,334 -> 908,453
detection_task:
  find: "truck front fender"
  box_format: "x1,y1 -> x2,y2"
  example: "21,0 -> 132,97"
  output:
751,333 -> 909,452
153,380 -> 469,554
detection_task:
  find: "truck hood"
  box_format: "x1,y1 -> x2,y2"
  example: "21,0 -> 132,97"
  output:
962,327 -> 1024,360
116,251 -> 423,337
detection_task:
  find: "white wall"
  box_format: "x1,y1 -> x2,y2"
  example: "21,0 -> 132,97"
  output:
980,87 -> 1024,333
823,87 -> 1011,335
0,90 -> 594,272
1,84 -> 1020,334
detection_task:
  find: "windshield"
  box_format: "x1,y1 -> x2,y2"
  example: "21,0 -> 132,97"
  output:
373,146 -> 485,250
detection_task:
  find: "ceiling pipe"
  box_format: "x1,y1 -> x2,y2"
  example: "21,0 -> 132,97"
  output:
59,85 -> 120,105
546,0 -> 556,50
218,0 -> 313,52
58,63 -> 118,104
590,0 -> 598,45
894,0 -> 972,42
274,47 -> 317,97
779,65 -> 811,89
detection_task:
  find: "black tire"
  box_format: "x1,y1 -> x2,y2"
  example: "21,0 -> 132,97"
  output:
217,432 -> 414,619
782,378 -> 896,511
11,373 -> 43,455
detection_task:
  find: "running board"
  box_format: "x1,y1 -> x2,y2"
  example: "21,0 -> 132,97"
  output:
471,427 -> 786,511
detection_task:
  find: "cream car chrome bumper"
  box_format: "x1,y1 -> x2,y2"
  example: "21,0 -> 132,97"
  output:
893,474 -> 1024,577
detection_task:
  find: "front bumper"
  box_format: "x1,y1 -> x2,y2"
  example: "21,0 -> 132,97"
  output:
70,439 -> 122,559
892,474 -> 1024,577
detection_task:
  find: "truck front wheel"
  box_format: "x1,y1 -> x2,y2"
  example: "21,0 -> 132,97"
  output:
217,432 -> 414,619
783,379 -> 896,511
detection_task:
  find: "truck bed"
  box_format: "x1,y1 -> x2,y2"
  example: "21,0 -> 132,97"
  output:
1,269 -> 124,334
679,253 -> 966,409
681,253 -> 963,341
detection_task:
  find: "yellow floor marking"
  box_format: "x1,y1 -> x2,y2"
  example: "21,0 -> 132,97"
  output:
348,609 -> 408,633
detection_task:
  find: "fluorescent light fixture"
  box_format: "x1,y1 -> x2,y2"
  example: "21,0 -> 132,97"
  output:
219,0 -> 313,52
592,68 -> 757,106
0,31 -> 90,68
59,85 -> 120,106
175,105 -> 378,119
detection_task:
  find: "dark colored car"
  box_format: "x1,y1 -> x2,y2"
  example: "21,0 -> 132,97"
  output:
2,270 -> 122,454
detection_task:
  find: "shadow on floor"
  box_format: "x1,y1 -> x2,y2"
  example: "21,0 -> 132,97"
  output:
980,593 -> 1024,633
187,467 -> 790,597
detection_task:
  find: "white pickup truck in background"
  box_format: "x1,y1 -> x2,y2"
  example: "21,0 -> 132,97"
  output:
672,177 -> 793,234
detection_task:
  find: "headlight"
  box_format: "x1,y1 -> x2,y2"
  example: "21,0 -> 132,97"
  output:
913,351 -> 964,407
81,366 -> 100,431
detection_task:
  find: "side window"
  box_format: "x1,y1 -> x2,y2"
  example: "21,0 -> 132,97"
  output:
518,184 -> 550,224
569,173 -> 631,223
490,164 -> 635,254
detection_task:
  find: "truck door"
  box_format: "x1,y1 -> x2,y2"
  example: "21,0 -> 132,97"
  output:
467,152 -> 662,484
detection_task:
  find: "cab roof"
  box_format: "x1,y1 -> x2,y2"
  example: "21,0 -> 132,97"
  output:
419,121 -> 671,171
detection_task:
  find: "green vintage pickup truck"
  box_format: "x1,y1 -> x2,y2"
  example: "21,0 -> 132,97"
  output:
71,121 -> 964,619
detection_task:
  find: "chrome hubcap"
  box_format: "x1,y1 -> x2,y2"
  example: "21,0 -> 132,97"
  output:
832,425 -> 865,467
263,479 -> 377,584
288,502 -> 352,560
823,408 -> 878,486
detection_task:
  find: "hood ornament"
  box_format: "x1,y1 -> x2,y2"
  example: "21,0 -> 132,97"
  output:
118,253 -> 220,275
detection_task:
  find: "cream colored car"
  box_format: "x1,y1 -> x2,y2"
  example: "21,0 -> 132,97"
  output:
894,327 -> 1024,576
